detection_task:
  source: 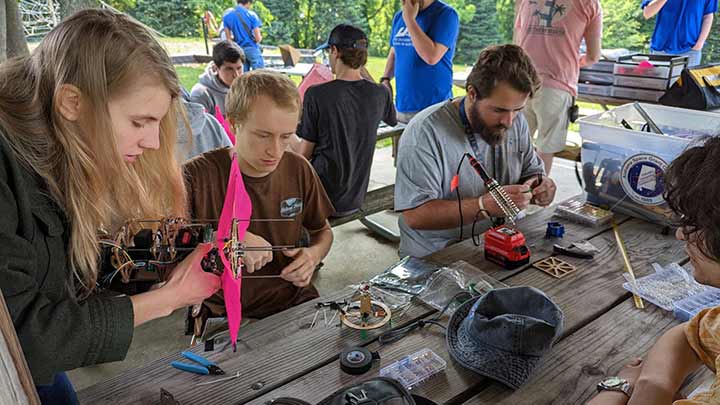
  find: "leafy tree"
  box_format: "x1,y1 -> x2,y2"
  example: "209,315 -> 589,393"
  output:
58,0 -> 99,19
700,16 -> 720,64
456,0 -> 500,64
496,0 -> 514,44
106,0 -> 137,11
1,0 -> 29,62
128,0 -> 198,37
599,0 -> 650,51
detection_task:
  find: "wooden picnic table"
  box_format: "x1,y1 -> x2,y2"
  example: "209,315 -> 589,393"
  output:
78,196 -> 710,404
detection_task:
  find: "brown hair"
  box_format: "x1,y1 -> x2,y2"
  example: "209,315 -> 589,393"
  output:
212,40 -> 246,67
225,70 -> 301,124
466,44 -> 541,100
337,42 -> 368,69
665,136 -> 720,261
0,9 -> 187,296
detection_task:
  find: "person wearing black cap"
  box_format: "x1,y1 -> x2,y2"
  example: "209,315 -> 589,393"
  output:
293,24 -> 397,217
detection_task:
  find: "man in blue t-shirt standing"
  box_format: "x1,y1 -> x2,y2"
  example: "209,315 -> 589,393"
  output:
642,0 -> 717,66
380,0 -> 460,123
223,0 -> 264,71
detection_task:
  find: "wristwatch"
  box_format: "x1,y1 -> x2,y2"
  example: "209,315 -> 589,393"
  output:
379,76 -> 391,83
597,376 -> 632,397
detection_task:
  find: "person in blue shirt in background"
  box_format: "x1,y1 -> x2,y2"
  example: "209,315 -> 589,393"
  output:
223,0 -> 264,71
380,0 -> 460,123
642,0 -> 717,66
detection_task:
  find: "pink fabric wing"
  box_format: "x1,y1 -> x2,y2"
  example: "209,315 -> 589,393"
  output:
215,105 -> 236,145
217,153 -> 252,351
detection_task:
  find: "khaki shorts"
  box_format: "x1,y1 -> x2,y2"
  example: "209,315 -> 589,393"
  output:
524,86 -> 573,154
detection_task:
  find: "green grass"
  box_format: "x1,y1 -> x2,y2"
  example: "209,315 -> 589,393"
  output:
176,65 -> 206,91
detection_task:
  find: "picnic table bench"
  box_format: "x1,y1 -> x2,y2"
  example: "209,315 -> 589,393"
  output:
78,195 -> 711,404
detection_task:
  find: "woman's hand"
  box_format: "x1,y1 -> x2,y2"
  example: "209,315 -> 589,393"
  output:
164,243 -> 221,308
131,243 -> 220,326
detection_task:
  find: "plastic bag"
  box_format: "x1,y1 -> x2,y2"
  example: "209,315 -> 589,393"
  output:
369,257 -> 441,295
417,265 -> 507,313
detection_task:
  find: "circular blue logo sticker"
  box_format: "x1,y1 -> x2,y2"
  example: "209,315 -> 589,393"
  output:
621,154 -> 668,206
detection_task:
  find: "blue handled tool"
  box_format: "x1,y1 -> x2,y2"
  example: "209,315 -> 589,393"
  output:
171,351 -> 225,376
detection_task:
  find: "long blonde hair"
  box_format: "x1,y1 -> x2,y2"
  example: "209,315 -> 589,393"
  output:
0,9 -> 187,297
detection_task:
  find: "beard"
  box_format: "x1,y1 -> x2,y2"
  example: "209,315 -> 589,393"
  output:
467,103 -> 509,147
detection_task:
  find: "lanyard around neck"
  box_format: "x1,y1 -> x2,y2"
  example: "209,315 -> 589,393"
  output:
459,97 -> 483,161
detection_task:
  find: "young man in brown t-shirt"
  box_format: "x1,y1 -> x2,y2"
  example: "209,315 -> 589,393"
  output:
184,71 -> 335,323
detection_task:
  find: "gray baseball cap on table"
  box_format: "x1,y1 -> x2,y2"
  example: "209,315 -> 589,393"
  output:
446,286 -> 564,389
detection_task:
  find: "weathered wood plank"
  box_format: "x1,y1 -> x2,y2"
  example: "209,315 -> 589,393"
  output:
329,185 -> 394,228
170,54 -> 212,65
376,123 -> 405,142
428,197 -> 630,282
247,261 -> 505,405
78,288 -> 435,404
247,219 -> 686,404
248,324 -> 481,405
499,218 -> 685,337
466,299 -> 713,404
0,291 -> 38,405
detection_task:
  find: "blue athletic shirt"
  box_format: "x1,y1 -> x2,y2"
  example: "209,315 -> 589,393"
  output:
389,1 -> 459,113
223,6 -> 262,49
641,0 -> 718,54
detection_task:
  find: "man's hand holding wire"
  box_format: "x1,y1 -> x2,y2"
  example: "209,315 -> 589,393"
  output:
524,175 -> 556,207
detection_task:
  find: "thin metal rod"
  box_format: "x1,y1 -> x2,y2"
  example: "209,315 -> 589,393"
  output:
633,102 -> 664,135
196,371 -> 241,386
241,246 -> 295,251
125,245 -> 294,253
242,275 -> 284,279
129,218 -> 295,224
194,218 -> 295,223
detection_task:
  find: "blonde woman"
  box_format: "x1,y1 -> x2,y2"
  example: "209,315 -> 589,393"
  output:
0,9 -> 221,403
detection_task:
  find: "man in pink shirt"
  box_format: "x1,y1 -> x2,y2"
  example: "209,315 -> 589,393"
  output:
515,0 -> 603,174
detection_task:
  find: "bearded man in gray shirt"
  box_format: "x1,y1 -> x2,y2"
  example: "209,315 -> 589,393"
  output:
394,45 -> 558,258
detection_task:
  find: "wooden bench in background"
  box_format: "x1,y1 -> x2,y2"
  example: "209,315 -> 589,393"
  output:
328,184 -> 395,228
170,54 -> 212,65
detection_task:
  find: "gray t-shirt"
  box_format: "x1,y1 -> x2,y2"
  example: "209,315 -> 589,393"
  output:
394,99 -> 544,258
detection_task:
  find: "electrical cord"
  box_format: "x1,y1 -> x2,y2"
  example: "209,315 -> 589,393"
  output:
378,291 -> 474,345
471,208 -> 493,247
454,152 -> 495,246
455,154 -> 469,241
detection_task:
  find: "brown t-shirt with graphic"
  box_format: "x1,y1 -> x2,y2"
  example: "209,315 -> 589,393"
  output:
183,147 -> 335,319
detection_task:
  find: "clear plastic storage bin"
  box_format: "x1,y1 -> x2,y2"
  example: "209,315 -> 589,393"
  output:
613,54 -> 688,79
579,103 -> 720,224
578,83 -> 614,97
580,71 -> 614,85
613,75 -> 679,91
611,86 -> 666,102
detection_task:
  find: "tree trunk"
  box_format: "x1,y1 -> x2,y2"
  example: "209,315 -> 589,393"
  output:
58,0 -> 100,19
0,0 -> 30,63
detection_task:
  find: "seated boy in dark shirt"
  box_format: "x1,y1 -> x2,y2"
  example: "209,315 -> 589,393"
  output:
293,24 -> 397,217
184,71 -> 335,329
